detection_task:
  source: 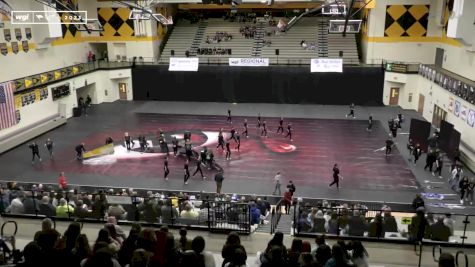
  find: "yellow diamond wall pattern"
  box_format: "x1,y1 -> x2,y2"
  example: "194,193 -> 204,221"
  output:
97,8 -> 135,37
384,5 -> 430,37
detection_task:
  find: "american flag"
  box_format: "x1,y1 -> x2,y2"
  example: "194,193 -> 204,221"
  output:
0,81 -> 18,130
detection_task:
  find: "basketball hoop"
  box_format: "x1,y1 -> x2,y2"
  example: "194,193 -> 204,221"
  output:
77,19 -> 104,32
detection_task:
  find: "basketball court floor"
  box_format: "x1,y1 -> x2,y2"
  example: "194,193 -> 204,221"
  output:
0,101 -> 473,213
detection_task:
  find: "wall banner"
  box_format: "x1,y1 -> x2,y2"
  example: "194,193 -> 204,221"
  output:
311,58 -> 343,73
229,58 -> 269,67
168,57 -> 199,72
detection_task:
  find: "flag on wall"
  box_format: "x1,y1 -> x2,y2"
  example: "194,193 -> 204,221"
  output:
0,81 -> 18,130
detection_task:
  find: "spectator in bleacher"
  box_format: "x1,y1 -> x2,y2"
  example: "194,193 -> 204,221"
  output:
191,236 -> 216,267
33,218 -> 59,252
176,228 -> 192,252
310,211 -> 326,233
38,195 -> 55,217
349,241 -> 369,267
0,188 -> 10,213
56,198 -> 74,218
347,210 -> 367,237
260,245 -> 288,267
222,232 -> 247,266
81,241 -> 121,267
91,194 -> 107,220
105,223 -> 124,246
326,212 -> 339,235
443,214 -> 455,236
325,244 -> 352,267
74,200 -> 89,218
298,210 -> 311,232
17,241 -> 43,267
129,249 -> 151,267
265,232 -> 287,257
367,213 -> 384,238
22,191 -> 39,214
256,198 -> 269,217
118,223 -> 142,266
161,199 -> 179,224
250,203 -> 262,225
299,253 -> 316,267
95,228 -> 120,253
71,234 -> 92,267
6,193 -> 24,214
430,216 -> 451,242
287,239 -> 303,267
180,203 -> 199,219
108,203 -> 127,220
382,209 -> 398,233
438,253 -> 455,267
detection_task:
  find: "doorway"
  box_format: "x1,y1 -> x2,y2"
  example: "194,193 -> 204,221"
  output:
432,105 -> 447,128
417,94 -> 425,113
435,48 -> 444,68
389,87 -> 399,105
119,83 -> 127,100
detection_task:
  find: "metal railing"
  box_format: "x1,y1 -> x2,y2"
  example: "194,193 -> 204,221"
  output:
158,56 -> 361,66
270,199 -> 283,234
0,189 -> 253,234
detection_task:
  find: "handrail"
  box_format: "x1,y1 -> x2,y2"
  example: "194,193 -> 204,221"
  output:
432,245 -> 442,262
414,241 -> 422,267
1,221 -> 18,237
270,199 -> 283,234
455,251 -> 468,267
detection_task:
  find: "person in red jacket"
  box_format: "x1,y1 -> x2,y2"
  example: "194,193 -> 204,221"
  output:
58,172 -> 67,190
283,188 -> 293,214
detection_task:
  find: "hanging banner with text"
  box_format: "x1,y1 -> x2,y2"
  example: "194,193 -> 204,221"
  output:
229,58 -> 269,67
169,57 -> 199,72
311,58 -> 343,73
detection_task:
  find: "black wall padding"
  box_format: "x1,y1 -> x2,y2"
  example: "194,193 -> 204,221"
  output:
446,129 -> 461,160
409,119 -> 432,152
439,120 -> 454,152
132,65 -> 384,105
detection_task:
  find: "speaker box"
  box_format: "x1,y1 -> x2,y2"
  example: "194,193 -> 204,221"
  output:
171,50 -> 175,56
275,49 -> 279,55
339,51 -> 344,57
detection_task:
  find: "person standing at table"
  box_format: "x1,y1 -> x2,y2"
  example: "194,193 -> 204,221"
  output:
164,157 -> 170,180
45,138 -> 54,159
29,142 -> 42,164
184,160 -> 191,184
242,119 -> 249,138
277,117 -> 284,134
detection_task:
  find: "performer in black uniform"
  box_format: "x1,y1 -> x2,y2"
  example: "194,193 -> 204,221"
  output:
257,113 -> 261,128
193,158 -> 205,179
164,157 -> 170,180
172,136 -> 179,157
235,133 -> 241,151
75,143 -> 86,160
124,132 -> 133,150
227,109 -> 232,123
242,119 -> 249,138
329,164 -> 342,188
366,116 -> 373,132
29,142 -> 42,163
285,123 -> 293,141
138,135 -> 147,152
225,142 -> 231,160
277,117 -> 284,134
185,140 -> 192,161
413,143 -> 422,165
105,136 -> 114,145
261,120 -> 268,137
217,130 -> 225,150
45,138 -> 54,159
184,160 -> 190,184
385,137 -> 394,155
346,103 -> 355,118
200,147 -> 208,165
228,127 -> 237,143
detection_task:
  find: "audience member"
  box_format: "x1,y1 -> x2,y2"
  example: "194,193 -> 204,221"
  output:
222,232 -> 247,266
438,253 -> 455,267
430,216 -> 451,242
39,196 -> 56,217
324,244 -> 352,267
56,198 -> 74,218
191,236 -> 216,267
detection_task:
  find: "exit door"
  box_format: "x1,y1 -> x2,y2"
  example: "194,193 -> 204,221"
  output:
389,87 -> 399,105
119,83 -> 127,100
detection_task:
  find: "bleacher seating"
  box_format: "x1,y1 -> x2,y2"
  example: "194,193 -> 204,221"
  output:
160,20 -> 198,63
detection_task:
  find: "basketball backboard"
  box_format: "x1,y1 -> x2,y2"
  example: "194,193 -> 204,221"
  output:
77,19 -> 103,32
328,19 -> 362,33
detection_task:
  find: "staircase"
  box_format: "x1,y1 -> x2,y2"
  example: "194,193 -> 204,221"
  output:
255,206 -> 293,235
189,21 -> 207,56
251,21 -> 266,57
317,18 -> 328,58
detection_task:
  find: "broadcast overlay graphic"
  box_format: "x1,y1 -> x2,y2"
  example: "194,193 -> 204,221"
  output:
11,10 -> 87,24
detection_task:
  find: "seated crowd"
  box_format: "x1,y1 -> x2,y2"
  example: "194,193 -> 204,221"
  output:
205,32 -> 233,44
240,25 -> 257,39
0,226 -> 457,267
197,48 -> 232,56
0,182 -> 271,227
300,40 -> 318,51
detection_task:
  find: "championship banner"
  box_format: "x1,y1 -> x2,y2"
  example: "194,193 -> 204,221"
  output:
169,57 -> 199,72
467,109 -> 475,127
448,97 -> 454,112
454,100 -> 461,117
460,105 -> 467,121
229,58 -> 269,67
83,143 -> 115,159
311,58 -> 343,73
